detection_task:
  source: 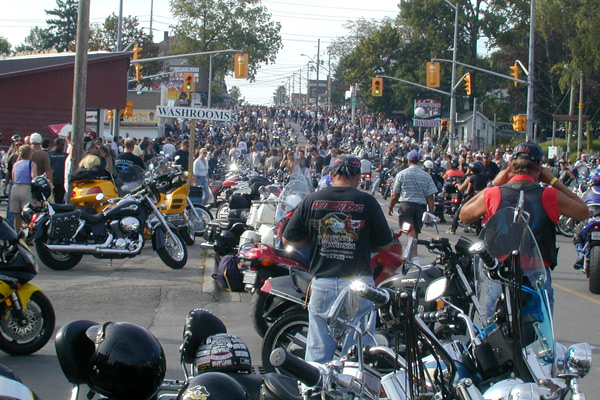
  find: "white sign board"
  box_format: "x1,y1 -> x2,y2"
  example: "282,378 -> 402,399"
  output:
414,99 -> 442,118
156,106 -> 232,122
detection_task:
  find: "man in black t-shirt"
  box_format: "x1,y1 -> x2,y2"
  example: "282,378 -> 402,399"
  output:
47,138 -> 68,203
115,138 -> 145,171
283,155 -> 392,364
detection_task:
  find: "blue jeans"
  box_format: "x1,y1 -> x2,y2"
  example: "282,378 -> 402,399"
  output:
305,276 -> 375,364
196,175 -> 210,206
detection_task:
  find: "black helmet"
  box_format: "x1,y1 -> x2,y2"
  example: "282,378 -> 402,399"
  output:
31,176 -> 52,201
177,372 -> 249,400
468,161 -> 483,174
85,322 -> 166,400
180,309 -> 227,364
195,333 -> 252,374
450,158 -> 459,168
512,142 -> 543,163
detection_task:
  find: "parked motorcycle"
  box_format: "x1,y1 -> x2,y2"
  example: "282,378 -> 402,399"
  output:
24,167 -> 188,270
69,165 -> 118,213
0,363 -> 39,399
0,216 -> 54,355
573,205 -> 600,293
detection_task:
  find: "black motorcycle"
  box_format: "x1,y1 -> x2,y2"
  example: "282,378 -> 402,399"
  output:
23,168 -> 187,270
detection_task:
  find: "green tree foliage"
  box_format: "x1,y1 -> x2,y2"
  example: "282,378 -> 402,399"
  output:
13,27 -> 54,54
273,85 -> 287,106
0,37 -> 11,56
45,0 -> 78,52
169,0 -> 283,82
89,14 -> 162,89
229,86 -> 246,106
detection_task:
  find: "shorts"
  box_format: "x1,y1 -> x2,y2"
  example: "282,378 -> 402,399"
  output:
397,202 -> 426,233
9,184 -> 32,213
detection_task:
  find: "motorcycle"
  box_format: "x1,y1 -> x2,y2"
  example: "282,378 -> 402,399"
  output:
0,363 -> 39,399
573,205 -> 600,294
0,217 -> 54,355
359,171 -> 372,191
24,167 -> 188,270
69,165 -> 119,213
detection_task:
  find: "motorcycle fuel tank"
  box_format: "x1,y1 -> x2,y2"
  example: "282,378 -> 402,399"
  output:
104,198 -> 142,220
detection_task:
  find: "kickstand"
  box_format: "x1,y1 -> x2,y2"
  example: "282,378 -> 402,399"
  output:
109,259 -> 113,267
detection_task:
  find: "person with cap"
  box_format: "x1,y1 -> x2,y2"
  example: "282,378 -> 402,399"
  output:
460,142 -> 589,316
282,154 -> 392,364
388,149 -> 438,263
30,133 -> 52,183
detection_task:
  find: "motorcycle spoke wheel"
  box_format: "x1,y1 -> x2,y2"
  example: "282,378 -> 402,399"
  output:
588,246 -> 600,294
0,292 -> 55,355
557,216 -> 575,237
216,202 -> 230,219
190,206 -> 213,236
261,311 -> 308,374
35,241 -> 82,271
155,229 -> 188,269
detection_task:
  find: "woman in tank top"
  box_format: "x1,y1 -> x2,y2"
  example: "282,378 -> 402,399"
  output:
10,145 -> 37,232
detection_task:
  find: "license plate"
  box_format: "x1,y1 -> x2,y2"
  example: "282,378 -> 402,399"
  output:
243,270 -> 257,284
591,231 -> 600,240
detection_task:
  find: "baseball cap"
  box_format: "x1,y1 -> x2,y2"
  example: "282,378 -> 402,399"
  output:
407,150 -> 420,161
512,142 -> 543,162
30,133 -> 43,144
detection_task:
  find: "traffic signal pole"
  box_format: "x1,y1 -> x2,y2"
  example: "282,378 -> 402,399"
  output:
526,0 -> 536,142
446,0 -> 459,153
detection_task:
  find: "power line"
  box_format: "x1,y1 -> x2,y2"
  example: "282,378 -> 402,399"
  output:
263,0 -> 398,13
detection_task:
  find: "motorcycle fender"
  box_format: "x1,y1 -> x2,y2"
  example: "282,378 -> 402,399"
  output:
31,215 -> 50,241
263,297 -> 303,321
0,283 -> 42,309
151,223 -> 178,251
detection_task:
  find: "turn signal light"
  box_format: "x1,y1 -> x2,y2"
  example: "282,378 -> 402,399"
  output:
260,258 -> 274,266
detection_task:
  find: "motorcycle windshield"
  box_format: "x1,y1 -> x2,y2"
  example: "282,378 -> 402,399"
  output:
476,207 -> 555,371
116,165 -> 146,195
275,179 -> 313,222
147,155 -> 173,177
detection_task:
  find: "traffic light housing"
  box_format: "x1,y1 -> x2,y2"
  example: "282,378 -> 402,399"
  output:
510,63 -> 520,87
134,64 -> 143,82
124,101 -> 133,118
441,119 -> 449,132
183,73 -> 195,93
513,115 -> 527,131
426,62 -> 441,88
132,44 -> 142,60
464,73 -> 472,95
371,77 -> 383,97
106,110 -> 114,122
234,53 -> 249,79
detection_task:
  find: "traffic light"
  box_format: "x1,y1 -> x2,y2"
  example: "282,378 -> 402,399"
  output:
124,101 -> 133,118
371,77 -> 383,97
510,63 -> 520,87
441,119 -> 449,132
234,53 -> 249,79
183,73 -> 195,93
513,115 -> 527,131
464,73 -> 472,95
132,44 -> 142,60
426,61 -> 441,88
106,110 -> 114,122
134,64 -> 143,82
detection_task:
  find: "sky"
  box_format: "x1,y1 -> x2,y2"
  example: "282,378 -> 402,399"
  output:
2,0 -> 401,105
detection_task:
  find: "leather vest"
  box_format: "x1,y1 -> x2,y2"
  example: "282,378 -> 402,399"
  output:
499,181 -> 558,268
470,174 -> 488,193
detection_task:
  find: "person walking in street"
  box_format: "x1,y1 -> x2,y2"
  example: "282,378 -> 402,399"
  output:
47,138 -> 67,203
193,148 -> 211,206
388,150 -> 438,264
115,138 -> 145,171
10,145 -> 37,233
459,142 -> 589,316
30,133 -> 52,183
282,155 -> 392,364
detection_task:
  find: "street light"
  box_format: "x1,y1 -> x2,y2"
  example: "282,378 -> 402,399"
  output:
565,64 -> 584,157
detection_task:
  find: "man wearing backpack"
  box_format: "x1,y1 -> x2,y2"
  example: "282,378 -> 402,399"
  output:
460,142 -> 588,315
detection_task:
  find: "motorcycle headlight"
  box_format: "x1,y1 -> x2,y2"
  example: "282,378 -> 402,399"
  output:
566,343 -> 593,378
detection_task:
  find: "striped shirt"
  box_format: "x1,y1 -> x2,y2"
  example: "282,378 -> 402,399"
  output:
393,165 -> 438,205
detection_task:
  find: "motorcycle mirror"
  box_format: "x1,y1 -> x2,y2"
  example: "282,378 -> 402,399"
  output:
326,287 -> 359,342
425,277 -> 448,302
422,212 -> 437,226
95,193 -> 106,202
174,155 -> 180,162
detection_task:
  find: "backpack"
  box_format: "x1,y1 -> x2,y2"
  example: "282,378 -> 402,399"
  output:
212,255 -> 243,292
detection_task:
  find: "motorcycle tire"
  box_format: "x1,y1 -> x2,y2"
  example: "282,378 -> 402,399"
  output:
261,310 -> 309,374
250,291 -> 273,338
154,228 -> 187,269
35,240 -> 82,271
190,206 -> 213,236
179,226 -> 195,246
383,187 -> 391,200
365,181 -> 371,191
0,291 -> 55,355
216,202 -> 230,220
589,246 -> 600,294
556,216 -> 575,237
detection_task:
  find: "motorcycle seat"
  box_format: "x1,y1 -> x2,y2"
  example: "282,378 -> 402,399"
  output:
51,203 -> 76,212
80,211 -> 104,224
210,218 -> 246,231
222,372 -> 263,400
292,269 -> 313,294
274,248 -> 309,269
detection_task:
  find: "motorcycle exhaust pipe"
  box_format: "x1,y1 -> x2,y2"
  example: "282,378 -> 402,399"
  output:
44,235 -> 144,255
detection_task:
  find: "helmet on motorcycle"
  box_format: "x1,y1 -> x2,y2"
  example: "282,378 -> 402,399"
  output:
468,161 -> 483,174
194,333 -> 252,373
181,309 -> 227,364
85,321 -> 166,400
177,373 -> 249,400
512,142 -> 543,163
450,158 -> 459,168
589,167 -> 600,186
423,160 -> 434,170
31,176 -> 52,201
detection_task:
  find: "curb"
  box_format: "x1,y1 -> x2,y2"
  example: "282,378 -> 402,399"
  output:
200,248 -> 218,295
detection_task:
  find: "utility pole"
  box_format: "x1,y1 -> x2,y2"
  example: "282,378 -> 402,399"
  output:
316,39 -> 320,111
149,0 -> 154,38
70,0 -> 90,168
327,53 -> 332,112
111,0 -> 124,141
526,0 -> 536,141
577,71 -> 584,156
306,62 -> 310,107
446,0 -> 459,153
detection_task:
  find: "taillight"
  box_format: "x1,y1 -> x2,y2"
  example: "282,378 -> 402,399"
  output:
87,187 -> 103,194
261,280 -> 272,293
365,174 -> 371,179
452,198 -> 460,203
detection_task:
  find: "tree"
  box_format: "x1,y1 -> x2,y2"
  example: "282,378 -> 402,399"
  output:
89,14 -> 162,89
169,0 -> 283,83
229,86 -> 245,106
0,37 -> 11,56
273,85 -> 287,106
45,0 -> 78,52
13,27 -> 54,54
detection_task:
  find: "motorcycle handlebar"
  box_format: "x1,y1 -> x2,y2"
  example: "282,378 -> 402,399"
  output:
469,242 -> 498,270
350,281 -> 390,307
270,348 -> 322,387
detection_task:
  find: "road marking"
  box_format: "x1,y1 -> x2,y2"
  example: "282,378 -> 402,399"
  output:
554,283 -> 600,305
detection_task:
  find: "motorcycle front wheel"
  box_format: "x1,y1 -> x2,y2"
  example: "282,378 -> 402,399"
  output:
179,225 -> 196,246
261,310 -> 308,373
35,240 -> 82,270
0,291 -> 55,355
588,246 -> 600,294
556,216 -> 575,237
189,205 -> 213,236
216,202 -> 230,219
250,290 -> 273,338
153,228 -> 187,269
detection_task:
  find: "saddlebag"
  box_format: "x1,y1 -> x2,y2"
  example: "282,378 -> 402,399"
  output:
49,211 -> 81,239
